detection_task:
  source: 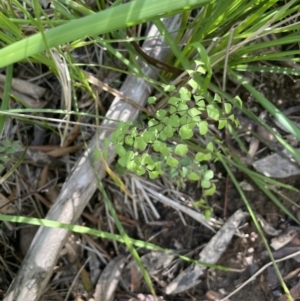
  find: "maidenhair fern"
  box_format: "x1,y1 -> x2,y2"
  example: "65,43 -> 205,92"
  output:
103,75 -> 239,196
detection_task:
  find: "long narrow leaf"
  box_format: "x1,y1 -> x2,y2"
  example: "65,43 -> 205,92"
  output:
0,0 -> 211,68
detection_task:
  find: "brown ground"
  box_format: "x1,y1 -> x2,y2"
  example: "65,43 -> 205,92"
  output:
2,70 -> 300,301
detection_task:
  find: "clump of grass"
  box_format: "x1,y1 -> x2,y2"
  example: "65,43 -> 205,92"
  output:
0,1 -> 300,300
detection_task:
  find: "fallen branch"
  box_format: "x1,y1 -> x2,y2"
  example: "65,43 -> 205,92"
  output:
4,16 -> 180,301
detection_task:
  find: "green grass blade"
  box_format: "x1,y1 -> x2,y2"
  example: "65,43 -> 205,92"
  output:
0,0 -> 211,68
0,12 -> 22,38
234,65 -> 300,76
0,64 -> 13,136
0,213 -> 231,270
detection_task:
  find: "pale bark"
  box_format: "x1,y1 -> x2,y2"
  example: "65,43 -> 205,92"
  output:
4,16 -> 180,301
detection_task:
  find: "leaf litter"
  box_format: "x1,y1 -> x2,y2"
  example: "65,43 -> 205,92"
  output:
3,14 -> 300,301
2,66 -> 300,301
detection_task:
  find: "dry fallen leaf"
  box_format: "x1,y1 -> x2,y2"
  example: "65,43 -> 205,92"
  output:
0,74 -> 47,98
270,227 -> 300,250
239,180 -> 254,191
206,290 -> 228,301
256,214 -> 282,236
166,209 -> 246,295
94,255 -> 126,301
0,193 -> 16,214
252,150 -> 300,178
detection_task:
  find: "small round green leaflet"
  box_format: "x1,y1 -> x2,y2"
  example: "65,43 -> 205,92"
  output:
166,156 -> 178,167
115,144 -> 126,157
205,208 -> 213,219
224,103 -> 232,114
198,120 -> 208,135
218,119 -> 227,129
134,137 -> 147,151
188,172 -> 200,181
203,170 -> 214,181
148,118 -> 158,127
142,130 -> 156,143
174,144 -> 188,156
168,96 -> 180,105
149,170 -> 160,179
204,183 -> 216,196
159,145 -> 170,156
179,115 -> 189,125
159,131 -> 168,141
103,138 -> 111,147
214,93 -> 222,103
164,84 -> 176,92
179,125 -> 193,139
125,135 -> 134,146
192,115 -> 201,122
162,116 -> 170,125
127,160 -> 146,176
111,121 -> 132,144
177,103 -> 189,114
195,152 -> 212,162
111,130 -> 123,144
180,157 -> 193,166
207,104 -> 220,120
196,99 -> 206,107
179,87 -> 191,101
163,125 -> 174,138
169,115 -> 180,127
156,109 -> 167,120
207,141 -> 214,152
147,96 -> 157,104
141,153 -> 154,165
153,141 -> 163,152
201,180 -> 211,189
169,106 -> 177,114
188,107 -> 201,118
118,150 -> 135,167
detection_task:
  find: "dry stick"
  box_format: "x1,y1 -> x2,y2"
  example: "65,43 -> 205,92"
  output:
4,16 -> 181,301
220,250 -> 300,301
